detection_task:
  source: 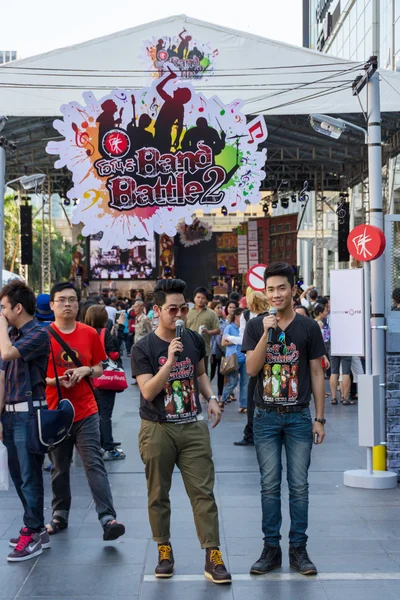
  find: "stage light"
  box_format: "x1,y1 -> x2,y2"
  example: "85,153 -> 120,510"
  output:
291,194 -> 297,203
63,198 -> 71,206
280,197 -> 289,209
271,199 -> 278,209
262,203 -> 269,215
221,206 -> 228,216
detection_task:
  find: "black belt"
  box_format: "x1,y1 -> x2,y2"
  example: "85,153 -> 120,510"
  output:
256,403 -> 309,414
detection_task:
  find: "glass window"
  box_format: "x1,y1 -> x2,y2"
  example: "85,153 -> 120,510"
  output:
364,27 -> 373,58
365,1 -> 372,29
286,237 -> 291,245
278,224 -> 283,232
5,51 -> 10,62
349,28 -> 357,56
279,238 -> 284,247
270,225 -> 275,233
11,51 -> 16,61
342,14 -> 350,40
350,6 -> 357,32
357,10 -> 365,44
285,223 -> 290,231
272,239 -> 277,248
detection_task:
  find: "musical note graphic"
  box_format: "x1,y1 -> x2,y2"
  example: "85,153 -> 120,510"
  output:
71,122 -> 95,157
150,97 -> 159,117
336,197 -> 347,225
213,99 -> 225,116
115,92 -> 128,103
239,169 -> 252,187
247,120 -> 265,144
198,97 -> 206,112
141,92 -> 148,105
212,49 -> 219,58
235,115 -> 243,124
82,189 -> 101,211
230,101 -> 240,113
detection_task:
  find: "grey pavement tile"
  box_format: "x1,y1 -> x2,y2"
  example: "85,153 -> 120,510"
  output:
322,581 -> 400,600
378,539 -> 400,552
307,538 -> 387,556
77,521 -> 151,539
140,580 -> 234,600
0,564 -> 33,597
351,506 -> 400,521
232,582 -> 328,600
313,552 -> 400,573
19,564 -> 142,597
365,521 -> 400,540
39,537 -> 148,565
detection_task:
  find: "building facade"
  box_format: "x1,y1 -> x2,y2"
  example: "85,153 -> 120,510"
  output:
0,50 -> 19,64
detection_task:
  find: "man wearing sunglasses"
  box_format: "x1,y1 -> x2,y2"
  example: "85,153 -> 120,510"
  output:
242,262 -> 326,577
131,278 -> 231,585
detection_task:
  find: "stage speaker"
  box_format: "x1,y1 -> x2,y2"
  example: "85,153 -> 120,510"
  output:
20,205 -> 33,265
337,201 -> 350,263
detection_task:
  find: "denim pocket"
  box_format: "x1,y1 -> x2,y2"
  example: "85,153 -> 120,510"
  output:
254,407 -> 265,421
299,407 -> 312,421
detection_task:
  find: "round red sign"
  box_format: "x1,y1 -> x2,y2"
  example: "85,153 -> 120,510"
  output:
347,225 -> 386,262
102,129 -> 130,158
246,264 -> 268,291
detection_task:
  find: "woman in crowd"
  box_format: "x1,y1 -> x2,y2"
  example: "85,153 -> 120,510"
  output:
85,305 -> 126,461
225,300 -> 239,323
221,308 -> 249,412
209,300 -> 227,408
313,303 -> 331,399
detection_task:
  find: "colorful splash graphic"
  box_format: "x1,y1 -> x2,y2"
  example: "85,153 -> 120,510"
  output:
47,70 -> 267,249
142,28 -> 218,79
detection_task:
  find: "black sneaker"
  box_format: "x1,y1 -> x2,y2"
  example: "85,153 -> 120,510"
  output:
233,439 -> 254,446
250,543 -> 282,574
289,545 -> 317,576
204,548 -> 232,584
9,527 -> 50,549
155,543 -> 174,578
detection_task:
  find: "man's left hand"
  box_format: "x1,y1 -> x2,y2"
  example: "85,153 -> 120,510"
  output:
64,366 -> 91,386
312,421 -> 325,445
208,399 -> 221,429
0,314 -> 9,331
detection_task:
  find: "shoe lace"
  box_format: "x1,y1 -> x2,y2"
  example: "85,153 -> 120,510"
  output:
15,533 -> 33,552
260,544 -> 277,560
210,549 -> 224,566
293,546 -> 310,562
158,545 -> 172,562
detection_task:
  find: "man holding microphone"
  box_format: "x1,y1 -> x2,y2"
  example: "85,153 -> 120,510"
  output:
242,262 -> 326,576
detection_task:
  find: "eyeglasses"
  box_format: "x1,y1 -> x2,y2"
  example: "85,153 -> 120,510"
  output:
53,297 -> 78,305
278,331 -> 287,355
159,304 -> 189,316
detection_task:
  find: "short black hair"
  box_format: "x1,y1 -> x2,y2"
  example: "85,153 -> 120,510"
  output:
229,292 -> 240,302
193,286 -> 208,298
154,279 -> 186,306
309,289 -> 318,301
263,262 -> 294,287
393,287 -> 400,304
233,307 -> 243,318
50,282 -> 81,303
317,296 -> 328,305
314,304 -> 326,317
0,280 -> 36,316
104,297 -> 112,306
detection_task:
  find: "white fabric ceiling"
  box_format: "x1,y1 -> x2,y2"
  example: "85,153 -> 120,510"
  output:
0,14 -> 399,118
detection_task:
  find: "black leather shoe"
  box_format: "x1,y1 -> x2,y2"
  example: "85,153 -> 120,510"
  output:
250,544 -> 282,574
233,439 -> 254,446
155,543 -> 174,578
289,545 -> 317,576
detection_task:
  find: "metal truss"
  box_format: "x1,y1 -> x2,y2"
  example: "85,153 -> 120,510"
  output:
41,175 -> 52,293
314,169 -> 324,294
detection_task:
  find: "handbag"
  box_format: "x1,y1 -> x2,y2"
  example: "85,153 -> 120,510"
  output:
93,329 -> 128,392
26,346 -> 75,455
220,353 -> 239,375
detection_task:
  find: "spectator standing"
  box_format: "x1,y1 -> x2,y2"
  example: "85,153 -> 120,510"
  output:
45,282 -> 125,541
104,297 -> 117,323
131,279 -> 231,584
186,287 -> 220,376
85,305 -> 126,461
222,308 -> 249,412
209,300 -> 226,407
242,262 -> 326,577
35,293 -> 55,328
0,281 -> 50,562
224,300 -> 238,323
133,300 -> 152,344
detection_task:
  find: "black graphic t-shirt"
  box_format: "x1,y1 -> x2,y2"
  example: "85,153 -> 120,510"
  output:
131,329 -> 206,423
242,313 -> 326,407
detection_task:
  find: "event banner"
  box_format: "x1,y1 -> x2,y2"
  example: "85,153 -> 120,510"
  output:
47,69 -> 267,248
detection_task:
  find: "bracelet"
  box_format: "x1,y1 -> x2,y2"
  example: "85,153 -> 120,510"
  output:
207,395 -> 218,402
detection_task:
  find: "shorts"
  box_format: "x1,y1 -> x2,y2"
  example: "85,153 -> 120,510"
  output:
330,356 -> 352,375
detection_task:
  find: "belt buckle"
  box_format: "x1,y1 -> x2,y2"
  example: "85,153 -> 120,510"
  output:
276,405 -> 285,414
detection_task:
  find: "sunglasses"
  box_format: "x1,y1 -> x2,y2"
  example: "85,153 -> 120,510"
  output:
159,304 -> 189,317
278,331 -> 287,356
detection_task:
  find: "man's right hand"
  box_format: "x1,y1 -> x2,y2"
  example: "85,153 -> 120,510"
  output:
167,338 -> 183,365
262,314 -> 278,336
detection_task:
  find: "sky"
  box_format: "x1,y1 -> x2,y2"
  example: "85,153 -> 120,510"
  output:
1,1 -> 303,58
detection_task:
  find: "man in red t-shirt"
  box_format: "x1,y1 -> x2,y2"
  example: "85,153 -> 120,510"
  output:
45,282 -> 125,541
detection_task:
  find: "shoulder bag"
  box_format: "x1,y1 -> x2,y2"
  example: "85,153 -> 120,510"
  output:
220,353 -> 239,376
27,345 -> 75,455
93,329 -> 128,392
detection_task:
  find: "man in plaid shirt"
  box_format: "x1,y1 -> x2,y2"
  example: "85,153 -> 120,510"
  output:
0,281 -> 50,562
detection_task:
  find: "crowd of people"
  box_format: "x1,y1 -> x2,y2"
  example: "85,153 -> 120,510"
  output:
0,262 -> 362,583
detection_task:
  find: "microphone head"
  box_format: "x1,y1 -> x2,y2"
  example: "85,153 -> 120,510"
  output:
176,319 -> 184,328
269,307 -> 278,316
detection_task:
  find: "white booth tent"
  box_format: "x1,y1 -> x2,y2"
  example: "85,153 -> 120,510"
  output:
1,14 -> 400,190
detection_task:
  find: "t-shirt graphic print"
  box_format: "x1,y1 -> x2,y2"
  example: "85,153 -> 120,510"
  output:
161,357 -> 198,421
262,341 -> 299,405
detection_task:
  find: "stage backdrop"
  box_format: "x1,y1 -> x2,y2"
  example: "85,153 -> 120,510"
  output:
47,33 -> 268,250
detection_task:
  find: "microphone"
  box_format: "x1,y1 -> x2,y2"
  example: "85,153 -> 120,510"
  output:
175,319 -> 184,357
267,308 -> 278,344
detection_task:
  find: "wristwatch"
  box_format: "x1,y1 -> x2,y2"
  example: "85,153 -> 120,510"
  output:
207,395 -> 218,403
88,367 -> 94,377
315,417 -> 326,425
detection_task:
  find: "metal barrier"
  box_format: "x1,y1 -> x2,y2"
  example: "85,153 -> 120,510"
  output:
385,214 -> 400,351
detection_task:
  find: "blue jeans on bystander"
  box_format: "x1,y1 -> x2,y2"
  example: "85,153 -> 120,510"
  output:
222,360 -> 249,408
253,405 -> 313,547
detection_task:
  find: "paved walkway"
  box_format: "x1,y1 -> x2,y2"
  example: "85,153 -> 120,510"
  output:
1,359 -> 400,600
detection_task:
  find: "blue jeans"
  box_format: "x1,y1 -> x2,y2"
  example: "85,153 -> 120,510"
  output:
222,360 -> 249,407
1,411 -> 44,531
253,406 -> 313,547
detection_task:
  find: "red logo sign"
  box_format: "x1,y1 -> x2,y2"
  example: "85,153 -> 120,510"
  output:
102,129 -> 130,158
347,225 -> 386,262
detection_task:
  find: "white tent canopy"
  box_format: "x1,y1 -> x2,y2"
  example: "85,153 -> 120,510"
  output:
1,14 -> 400,118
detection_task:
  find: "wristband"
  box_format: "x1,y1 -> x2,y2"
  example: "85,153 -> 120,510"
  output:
207,395 -> 218,403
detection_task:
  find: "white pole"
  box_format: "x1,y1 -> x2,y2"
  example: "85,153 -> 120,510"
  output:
364,261 -> 373,475
367,70 -> 386,446
0,144 -> 5,278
